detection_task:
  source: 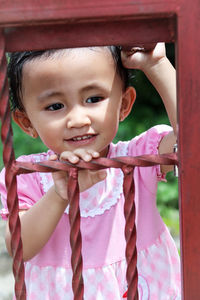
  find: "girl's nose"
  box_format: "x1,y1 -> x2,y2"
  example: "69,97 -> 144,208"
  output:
66,107 -> 91,128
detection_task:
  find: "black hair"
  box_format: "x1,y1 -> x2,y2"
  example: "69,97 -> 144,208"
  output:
8,46 -> 130,111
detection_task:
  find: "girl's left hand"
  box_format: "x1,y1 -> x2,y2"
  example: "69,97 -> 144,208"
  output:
121,42 -> 166,72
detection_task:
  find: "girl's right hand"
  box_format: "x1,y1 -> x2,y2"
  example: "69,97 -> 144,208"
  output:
121,42 -> 166,73
50,149 -> 107,201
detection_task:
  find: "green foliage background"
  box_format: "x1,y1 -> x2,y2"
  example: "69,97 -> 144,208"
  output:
0,44 -> 179,241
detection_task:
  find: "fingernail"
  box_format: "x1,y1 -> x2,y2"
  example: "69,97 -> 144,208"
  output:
85,155 -> 91,161
93,152 -> 99,157
49,154 -> 57,160
71,156 -> 78,163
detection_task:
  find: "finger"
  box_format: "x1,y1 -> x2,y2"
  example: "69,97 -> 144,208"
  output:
60,149 -> 100,164
90,170 -> 107,187
121,43 -> 157,53
73,149 -> 94,162
86,149 -> 100,158
93,169 -> 107,182
121,50 -> 145,69
121,47 -> 144,58
49,154 -> 58,161
79,169 -> 107,192
60,151 -> 79,164
153,42 -> 166,56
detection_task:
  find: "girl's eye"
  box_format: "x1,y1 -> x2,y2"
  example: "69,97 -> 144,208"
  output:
86,96 -> 104,104
46,103 -> 64,111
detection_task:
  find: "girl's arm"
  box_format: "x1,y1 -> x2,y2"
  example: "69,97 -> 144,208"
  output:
5,150 -> 107,261
6,186 -> 69,261
121,43 -> 177,173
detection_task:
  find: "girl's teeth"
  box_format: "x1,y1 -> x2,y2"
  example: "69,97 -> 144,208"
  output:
72,135 -> 91,141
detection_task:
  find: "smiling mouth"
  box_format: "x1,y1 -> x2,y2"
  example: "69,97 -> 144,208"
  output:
68,134 -> 96,142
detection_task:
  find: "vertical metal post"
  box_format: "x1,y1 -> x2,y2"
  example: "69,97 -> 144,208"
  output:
68,167 -> 84,300
176,0 -> 200,298
123,166 -> 138,300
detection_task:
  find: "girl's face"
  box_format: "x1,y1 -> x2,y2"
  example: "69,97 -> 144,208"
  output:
14,48 -> 135,157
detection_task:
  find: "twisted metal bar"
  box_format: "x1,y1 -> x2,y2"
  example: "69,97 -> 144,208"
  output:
0,30 -> 26,299
12,153 -> 178,299
68,168 -> 84,300
122,166 -> 138,300
14,152 -> 178,175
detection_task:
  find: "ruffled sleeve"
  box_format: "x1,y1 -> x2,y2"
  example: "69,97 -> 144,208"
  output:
128,125 -> 172,181
0,154 -> 45,220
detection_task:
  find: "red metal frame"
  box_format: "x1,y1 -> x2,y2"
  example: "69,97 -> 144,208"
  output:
0,0 -> 200,299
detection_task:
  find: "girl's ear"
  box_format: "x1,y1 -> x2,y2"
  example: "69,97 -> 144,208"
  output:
120,87 -> 136,121
12,109 -> 38,138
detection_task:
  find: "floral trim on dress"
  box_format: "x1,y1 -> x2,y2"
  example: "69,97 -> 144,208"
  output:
36,143 -> 129,218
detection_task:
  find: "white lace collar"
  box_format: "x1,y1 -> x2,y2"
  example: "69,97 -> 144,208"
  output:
35,142 -> 129,218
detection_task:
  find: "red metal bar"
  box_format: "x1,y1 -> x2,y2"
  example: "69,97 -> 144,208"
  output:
14,153 -> 178,174
0,0 -> 178,27
176,0 -> 200,298
122,166 -> 138,300
68,168 -> 84,300
4,17 -> 175,52
0,30 -> 26,300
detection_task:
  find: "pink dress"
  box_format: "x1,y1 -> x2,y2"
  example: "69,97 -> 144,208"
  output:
0,125 -> 181,299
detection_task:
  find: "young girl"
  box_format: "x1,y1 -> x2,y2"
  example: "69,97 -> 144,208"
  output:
0,44 -> 181,299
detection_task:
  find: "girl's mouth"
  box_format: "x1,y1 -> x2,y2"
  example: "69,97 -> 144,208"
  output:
71,134 -> 94,141
66,134 -> 97,145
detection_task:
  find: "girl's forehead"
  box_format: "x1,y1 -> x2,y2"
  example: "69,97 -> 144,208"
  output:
23,47 -> 116,76
54,46 -> 112,57
22,47 -> 119,95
